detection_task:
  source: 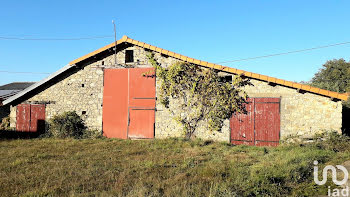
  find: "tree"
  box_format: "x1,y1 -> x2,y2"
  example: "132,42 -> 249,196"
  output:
310,58 -> 350,94
147,53 -> 250,139
309,58 -> 350,134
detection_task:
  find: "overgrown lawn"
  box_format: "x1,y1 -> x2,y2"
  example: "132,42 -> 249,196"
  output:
0,136 -> 349,196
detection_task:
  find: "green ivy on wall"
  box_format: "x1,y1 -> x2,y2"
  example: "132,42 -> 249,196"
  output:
147,53 -> 250,138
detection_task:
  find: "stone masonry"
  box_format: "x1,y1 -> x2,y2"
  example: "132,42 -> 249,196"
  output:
9,44 -> 343,142
243,79 -> 342,139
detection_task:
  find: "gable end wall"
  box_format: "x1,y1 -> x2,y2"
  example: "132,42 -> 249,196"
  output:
9,45 -> 342,141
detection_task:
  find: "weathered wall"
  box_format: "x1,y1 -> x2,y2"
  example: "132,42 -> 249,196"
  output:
21,64 -> 104,130
154,80 -> 230,142
8,46 -> 146,131
9,44 -> 343,142
9,105 -> 16,128
242,79 -> 342,139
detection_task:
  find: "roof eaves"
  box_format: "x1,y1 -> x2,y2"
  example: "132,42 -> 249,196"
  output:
67,35 -> 350,101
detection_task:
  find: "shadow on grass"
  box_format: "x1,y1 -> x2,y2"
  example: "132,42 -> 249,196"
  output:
0,130 -> 42,139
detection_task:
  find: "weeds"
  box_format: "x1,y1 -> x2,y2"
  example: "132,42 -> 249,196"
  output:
0,135 -> 349,196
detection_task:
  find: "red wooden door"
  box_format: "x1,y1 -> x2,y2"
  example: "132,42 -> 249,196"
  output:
103,68 -> 156,139
30,104 -> 46,132
254,98 -> 280,146
16,104 -> 45,132
16,104 -> 31,132
230,98 -> 254,145
230,98 -> 280,146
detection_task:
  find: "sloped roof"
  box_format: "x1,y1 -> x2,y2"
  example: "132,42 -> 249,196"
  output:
3,65 -> 72,105
0,82 -> 35,103
70,35 -> 348,101
0,82 -> 35,90
3,36 -> 348,105
0,90 -> 21,100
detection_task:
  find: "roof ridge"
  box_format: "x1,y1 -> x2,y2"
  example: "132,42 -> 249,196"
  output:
67,35 -> 348,101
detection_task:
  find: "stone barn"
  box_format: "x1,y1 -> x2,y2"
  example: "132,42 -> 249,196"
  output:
3,35 -> 348,145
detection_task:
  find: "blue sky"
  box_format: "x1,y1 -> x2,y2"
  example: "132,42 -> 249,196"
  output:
0,0 -> 349,86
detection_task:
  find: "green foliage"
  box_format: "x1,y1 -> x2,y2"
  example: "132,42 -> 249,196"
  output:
48,111 -> 87,138
81,129 -> 103,139
309,58 -> 350,107
147,53 -> 249,138
310,58 -> 350,93
0,116 -> 10,130
312,131 -> 350,152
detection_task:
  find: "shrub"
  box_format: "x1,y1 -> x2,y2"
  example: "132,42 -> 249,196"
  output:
81,129 -> 103,139
48,111 -> 87,138
313,131 -> 350,152
0,116 -> 10,130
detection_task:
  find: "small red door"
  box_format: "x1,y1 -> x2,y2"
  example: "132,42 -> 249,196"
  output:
16,104 -> 31,132
30,104 -> 46,132
254,98 -> 280,146
230,98 -> 254,145
16,104 -> 45,132
230,98 -> 280,146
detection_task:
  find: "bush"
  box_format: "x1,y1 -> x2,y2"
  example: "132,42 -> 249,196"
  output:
48,111 -> 87,138
82,129 -> 103,139
0,116 -> 10,130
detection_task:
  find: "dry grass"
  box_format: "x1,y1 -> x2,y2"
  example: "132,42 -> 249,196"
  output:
0,136 -> 349,196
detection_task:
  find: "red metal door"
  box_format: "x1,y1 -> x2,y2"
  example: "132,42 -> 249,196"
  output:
128,68 -> 156,139
103,68 -> 156,139
128,109 -> 155,138
16,104 -> 45,132
16,104 -> 31,132
230,98 -> 280,146
103,69 -> 129,139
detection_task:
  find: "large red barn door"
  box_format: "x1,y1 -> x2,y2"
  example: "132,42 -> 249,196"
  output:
103,68 -> 155,139
103,69 -> 129,139
128,68 -> 156,139
230,98 -> 280,146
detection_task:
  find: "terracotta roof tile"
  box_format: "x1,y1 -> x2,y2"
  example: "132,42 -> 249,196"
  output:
69,35 -> 348,101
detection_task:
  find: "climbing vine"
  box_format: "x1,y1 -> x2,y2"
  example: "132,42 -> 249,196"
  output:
147,53 -> 250,138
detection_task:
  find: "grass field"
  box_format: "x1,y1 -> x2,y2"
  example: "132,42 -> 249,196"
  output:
0,135 -> 349,196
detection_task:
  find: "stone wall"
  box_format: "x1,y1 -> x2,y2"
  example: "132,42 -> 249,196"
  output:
21,64 -> 104,130
9,105 -> 16,128
155,79 -> 231,142
9,44 -> 343,142
8,45 -> 178,132
242,78 -> 342,139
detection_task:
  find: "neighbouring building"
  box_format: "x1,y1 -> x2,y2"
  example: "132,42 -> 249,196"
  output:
3,36 -> 348,146
0,82 -> 35,121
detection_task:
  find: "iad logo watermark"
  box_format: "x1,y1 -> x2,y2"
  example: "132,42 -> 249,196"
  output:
314,160 -> 349,196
